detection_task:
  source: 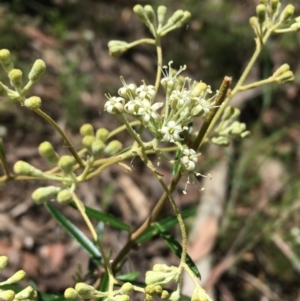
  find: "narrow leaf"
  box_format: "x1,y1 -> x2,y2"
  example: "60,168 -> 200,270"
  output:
70,203 -> 130,232
45,203 -> 101,258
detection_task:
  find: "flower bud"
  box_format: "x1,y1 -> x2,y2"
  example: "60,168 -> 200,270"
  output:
169,291 -> 180,301
64,288 -> 80,300
5,270 -> 26,284
273,64 -> 290,77
96,128 -> 109,142
190,82 -> 207,97
115,295 -> 130,301
176,11 -> 191,28
157,6 -> 167,27
91,141 -> 105,158
28,59 -> 46,82
58,155 -> 75,174
39,141 -> 59,165
161,290 -> 169,299
121,282 -> 133,294
145,294 -> 154,301
32,186 -> 60,204
80,123 -> 94,136
108,40 -> 129,57
276,70 -> 294,83
145,285 -> 155,295
279,4 -> 295,22
0,290 -> 15,301
256,4 -> 266,24
154,285 -> 162,294
241,131 -> 250,138
24,96 -> 42,110
271,0 -> 279,14
211,136 -> 229,146
0,49 -> 13,72
144,5 -> 156,26
167,10 -> 184,26
145,270 -> 178,286
104,140 -> 122,155
249,16 -> 259,33
153,264 -> 173,272
8,69 -> 23,89
15,286 -> 36,300
0,256 -> 8,272
57,189 -> 73,205
13,161 -> 44,177
82,135 -> 95,150
133,4 -> 146,21
75,282 -> 95,298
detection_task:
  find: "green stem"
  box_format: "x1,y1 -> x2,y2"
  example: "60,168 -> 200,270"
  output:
238,77 -> 275,91
127,38 -> 156,48
34,109 -> 85,169
154,38 -> 163,96
72,193 -> 116,289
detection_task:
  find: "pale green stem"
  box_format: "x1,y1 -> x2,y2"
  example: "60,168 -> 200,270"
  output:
108,120 -> 141,139
238,77 -> 275,91
77,156 -> 95,182
72,193 -> 116,290
127,38 -> 156,48
154,38 -> 163,96
34,109 -> 85,169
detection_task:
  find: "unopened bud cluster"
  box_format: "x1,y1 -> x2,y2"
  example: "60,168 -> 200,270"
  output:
0,49 -> 46,107
64,282 -> 133,301
0,256 -> 37,301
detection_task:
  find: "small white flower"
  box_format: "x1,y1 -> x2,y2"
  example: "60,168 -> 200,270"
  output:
137,100 -> 163,126
104,96 -> 125,114
160,121 -> 183,142
124,97 -> 141,115
180,148 -> 198,172
136,83 -> 155,100
161,61 -> 186,90
169,90 -> 191,109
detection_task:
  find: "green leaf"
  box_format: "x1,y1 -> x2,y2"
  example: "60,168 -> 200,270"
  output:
137,207 -> 196,243
70,203 -> 130,232
116,272 -> 139,282
159,231 -> 201,279
45,203 -> 101,258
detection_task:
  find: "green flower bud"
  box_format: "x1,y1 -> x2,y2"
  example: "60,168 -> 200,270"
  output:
167,10 -> 185,26
91,140 -> 105,158
161,290 -> 169,299
145,294 -> 154,301
104,140 -> 122,155
82,135 -> 95,150
32,186 -> 60,204
256,4 -> 266,24
230,121 -> 246,135
154,285 -> 162,294
39,141 -> 59,165
145,270 -> 177,286
96,128 -> 109,142
0,49 -> 13,72
28,59 -> 46,82
8,69 -> 23,89
75,282 -> 95,298
13,161 -> 44,177
58,155 -> 75,174
24,96 -> 42,110
211,136 -> 229,146
276,70 -> 294,83
15,286 -> 36,300
249,16 -> 259,33
64,288 -> 80,300
241,131 -> 250,138
145,285 -> 155,295
279,4 -> 295,22
4,270 -> 26,284
271,0 -> 279,14
108,40 -> 129,58
144,5 -> 156,26
121,282 -> 133,294
115,295 -> 130,301
0,290 -> 15,301
190,82 -> 208,97
157,6 -> 167,27
176,11 -> 191,28
0,256 -> 8,272
133,4 -> 146,21
273,64 -> 290,77
169,291 -> 180,301
57,189 -> 73,205
80,123 -> 94,136
221,106 -> 235,121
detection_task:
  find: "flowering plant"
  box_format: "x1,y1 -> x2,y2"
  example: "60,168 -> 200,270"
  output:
0,1 -> 298,300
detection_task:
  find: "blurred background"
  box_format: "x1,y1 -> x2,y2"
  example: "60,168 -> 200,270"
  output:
0,0 -> 300,300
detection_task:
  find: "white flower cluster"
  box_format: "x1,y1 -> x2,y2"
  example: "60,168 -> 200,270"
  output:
104,62 -> 218,174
